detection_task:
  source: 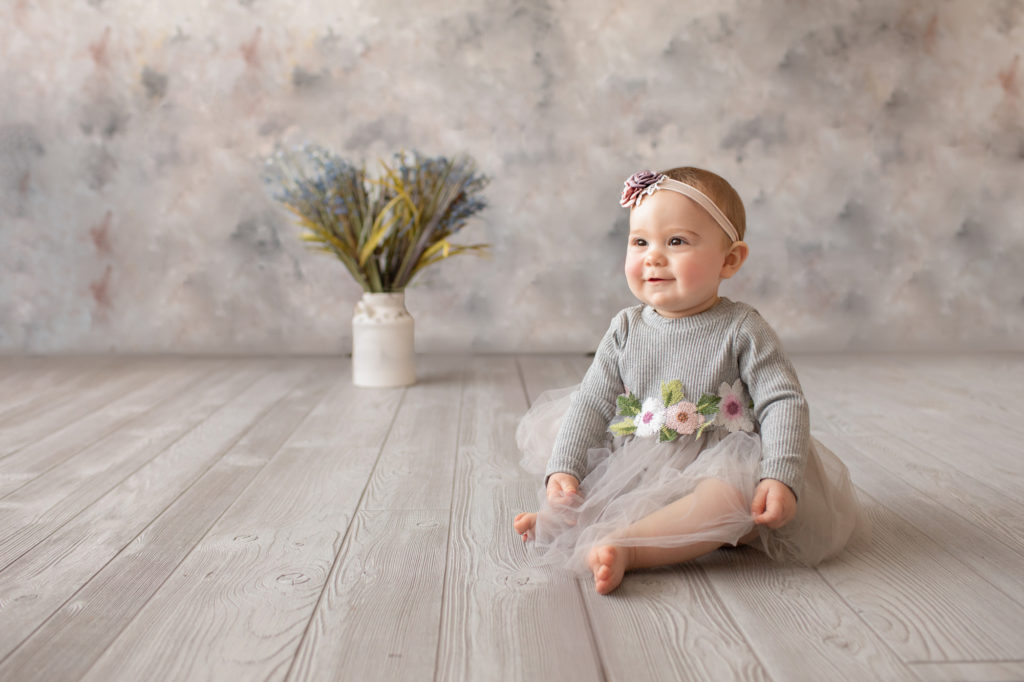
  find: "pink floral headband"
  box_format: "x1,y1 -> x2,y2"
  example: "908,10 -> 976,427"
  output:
620,170 -> 740,243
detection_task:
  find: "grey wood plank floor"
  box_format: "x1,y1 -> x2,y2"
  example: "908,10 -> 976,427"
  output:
0,354 -> 1022,682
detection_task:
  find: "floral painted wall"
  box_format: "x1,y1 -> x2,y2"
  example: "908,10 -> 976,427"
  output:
2,0 -> 1022,353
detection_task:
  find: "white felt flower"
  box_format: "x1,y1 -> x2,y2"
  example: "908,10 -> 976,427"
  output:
633,397 -> 666,438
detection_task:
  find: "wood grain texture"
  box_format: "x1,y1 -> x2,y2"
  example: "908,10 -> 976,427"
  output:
815,494 -> 1024,662
0,364 -> 264,573
816,431 -> 1024,602
0,364 -> 268,659
0,358 -> 117,426
798,357 -> 1021,487
78,362 -> 401,682
0,360 -> 160,456
913,357 -> 1024,437
697,548 -> 917,682
0,362 -> 321,681
583,564 -> 770,682
0,354 -> 1022,682
435,356 -> 604,681
910,660 -> 1024,682
0,359 -> 219,497
288,510 -> 449,681
855,355 -> 1024,440
362,355 -> 463,511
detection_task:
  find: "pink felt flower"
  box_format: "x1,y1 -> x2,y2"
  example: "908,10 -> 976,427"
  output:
665,401 -> 704,435
716,380 -> 755,433
620,170 -> 665,208
633,397 -> 666,438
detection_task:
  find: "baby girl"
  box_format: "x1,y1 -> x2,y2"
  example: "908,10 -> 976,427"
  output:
513,167 -> 859,594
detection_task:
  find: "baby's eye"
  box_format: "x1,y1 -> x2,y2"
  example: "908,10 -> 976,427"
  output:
668,237 -> 687,246
631,237 -> 648,247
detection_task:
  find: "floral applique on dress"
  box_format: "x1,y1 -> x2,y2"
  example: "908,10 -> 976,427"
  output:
610,379 -> 755,442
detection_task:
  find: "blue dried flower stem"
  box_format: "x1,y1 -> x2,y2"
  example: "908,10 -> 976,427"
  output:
283,157 -> 375,291
264,146 -> 488,292
391,156 -> 488,287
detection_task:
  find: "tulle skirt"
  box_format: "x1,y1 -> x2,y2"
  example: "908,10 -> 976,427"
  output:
516,387 -> 862,574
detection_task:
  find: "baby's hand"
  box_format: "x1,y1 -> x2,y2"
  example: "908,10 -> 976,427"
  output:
546,473 -> 581,507
751,478 -> 797,529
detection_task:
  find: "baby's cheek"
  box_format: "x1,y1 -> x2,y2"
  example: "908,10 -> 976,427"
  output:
683,259 -> 719,284
624,255 -> 642,280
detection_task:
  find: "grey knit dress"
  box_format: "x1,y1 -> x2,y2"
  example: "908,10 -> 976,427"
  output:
517,298 -> 861,571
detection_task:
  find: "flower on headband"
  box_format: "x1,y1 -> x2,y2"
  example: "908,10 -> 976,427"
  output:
620,170 -> 666,208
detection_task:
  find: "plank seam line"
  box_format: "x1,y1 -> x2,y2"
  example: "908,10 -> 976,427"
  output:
841,429 -> 1024,519
811,558 -> 911,670
0,370 -> 97,432
0,366 -> 267,574
905,655 -> 1024,659
283,381 -> 411,682
826,488 -> 1024,662
0,364 -> 292,671
9,361 -> 186,450
72,365 -> 320,679
826,436 -> 1024,605
0,366 -> 221,502
697,562 -> 774,679
0,363 -> 118,427
874,421 -> 1017,484
575,579 -> 610,682
433,365 -> 466,682
531,357 -> 611,681
0,364 -> 146,462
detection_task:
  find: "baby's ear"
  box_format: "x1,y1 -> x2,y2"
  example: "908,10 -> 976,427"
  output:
720,241 -> 749,279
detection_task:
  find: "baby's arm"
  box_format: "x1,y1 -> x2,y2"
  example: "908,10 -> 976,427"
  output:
545,312 -> 629,483
735,309 -> 810,499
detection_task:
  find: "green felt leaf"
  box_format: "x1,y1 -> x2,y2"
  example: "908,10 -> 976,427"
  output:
617,393 -> 642,417
610,419 -> 637,436
695,419 -> 714,439
696,394 -> 722,415
659,426 -> 680,443
661,380 -> 685,407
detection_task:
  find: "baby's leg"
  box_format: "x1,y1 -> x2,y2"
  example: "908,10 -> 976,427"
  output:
588,478 -> 751,594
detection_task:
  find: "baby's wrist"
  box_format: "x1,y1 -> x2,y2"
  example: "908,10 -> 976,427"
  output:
759,477 -> 797,500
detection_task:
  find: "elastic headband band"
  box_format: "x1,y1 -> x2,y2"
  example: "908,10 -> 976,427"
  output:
620,170 -> 739,243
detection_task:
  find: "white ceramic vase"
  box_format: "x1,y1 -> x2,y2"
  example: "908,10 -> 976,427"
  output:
351,291 -> 416,387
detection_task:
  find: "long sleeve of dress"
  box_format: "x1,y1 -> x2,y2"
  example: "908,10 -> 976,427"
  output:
734,309 -> 810,496
544,313 -> 628,482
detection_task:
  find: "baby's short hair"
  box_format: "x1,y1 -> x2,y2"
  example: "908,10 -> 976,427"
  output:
658,167 -> 746,241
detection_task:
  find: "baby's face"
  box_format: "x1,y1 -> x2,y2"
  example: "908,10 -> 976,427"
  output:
624,190 -> 734,318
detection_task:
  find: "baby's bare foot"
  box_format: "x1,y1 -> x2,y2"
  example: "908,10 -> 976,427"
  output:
513,512 -> 537,540
587,545 -> 630,595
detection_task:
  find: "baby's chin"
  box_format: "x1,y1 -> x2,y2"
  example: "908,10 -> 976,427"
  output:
651,297 -> 722,318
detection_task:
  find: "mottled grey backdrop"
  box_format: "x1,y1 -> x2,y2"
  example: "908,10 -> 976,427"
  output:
2,0 -> 1022,354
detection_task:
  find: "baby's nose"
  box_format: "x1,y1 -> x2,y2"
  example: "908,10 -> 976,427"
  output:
645,248 -> 666,265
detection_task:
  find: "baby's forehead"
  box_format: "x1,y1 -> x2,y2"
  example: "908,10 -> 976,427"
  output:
628,212 -> 713,234
631,191 -> 713,221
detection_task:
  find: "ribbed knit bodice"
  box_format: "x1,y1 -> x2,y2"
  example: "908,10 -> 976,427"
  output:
546,298 -> 809,494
